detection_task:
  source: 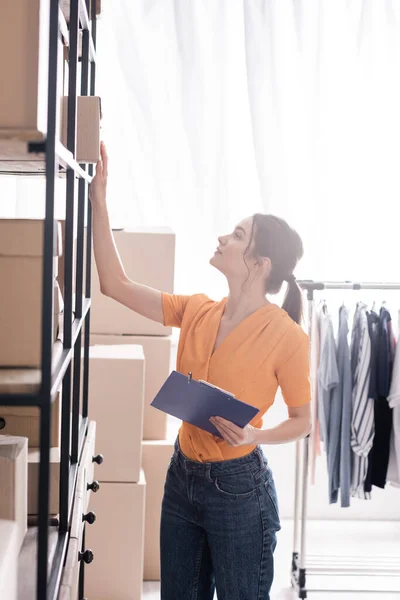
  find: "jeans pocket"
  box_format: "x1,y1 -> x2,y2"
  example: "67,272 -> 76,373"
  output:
264,476 -> 280,524
214,471 -> 257,499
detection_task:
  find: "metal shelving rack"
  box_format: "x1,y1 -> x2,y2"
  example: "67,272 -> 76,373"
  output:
292,279 -> 400,599
0,1 -> 99,598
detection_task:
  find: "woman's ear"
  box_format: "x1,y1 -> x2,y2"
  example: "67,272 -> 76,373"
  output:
257,256 -> 271,274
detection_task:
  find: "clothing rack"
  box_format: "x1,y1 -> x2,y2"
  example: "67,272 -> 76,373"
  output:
291,280 -> 400,599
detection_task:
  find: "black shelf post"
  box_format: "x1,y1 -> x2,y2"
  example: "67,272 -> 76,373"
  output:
36,0 -> 62,596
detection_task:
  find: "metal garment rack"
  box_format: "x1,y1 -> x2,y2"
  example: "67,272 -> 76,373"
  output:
0,2 -> 98,599
291,280 -> 400,599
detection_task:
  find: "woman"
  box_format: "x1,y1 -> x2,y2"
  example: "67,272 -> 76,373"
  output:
90,143 -> 311,600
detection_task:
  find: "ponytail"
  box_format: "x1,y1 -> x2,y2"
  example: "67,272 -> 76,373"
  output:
282,277 -> 303,324
251,214 -> 304,323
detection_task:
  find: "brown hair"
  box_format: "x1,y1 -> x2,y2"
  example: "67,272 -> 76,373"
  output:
246,214 -> 304,324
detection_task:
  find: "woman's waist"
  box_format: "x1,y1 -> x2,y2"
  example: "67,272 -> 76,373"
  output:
174,432 -> 266,476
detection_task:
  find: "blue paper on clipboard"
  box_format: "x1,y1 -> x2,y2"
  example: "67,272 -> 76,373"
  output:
150,370 -> 260,437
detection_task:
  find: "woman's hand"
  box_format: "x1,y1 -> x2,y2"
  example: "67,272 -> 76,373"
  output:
209,416 -> 257,447
89,141 -> 108,205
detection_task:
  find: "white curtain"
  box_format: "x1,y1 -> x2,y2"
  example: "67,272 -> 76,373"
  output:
9,0 -> 400,299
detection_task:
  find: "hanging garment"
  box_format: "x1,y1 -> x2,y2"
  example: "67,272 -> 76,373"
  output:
350,304 -> 373,499
310,301 -> 322,485
328,305 -> 352,507
387,310 -> 400,486
364,310 -> 380,495
327,306 -> 352,506
318,310 -> 339,462
387,338 -> 400,485
368,307 -> 394,488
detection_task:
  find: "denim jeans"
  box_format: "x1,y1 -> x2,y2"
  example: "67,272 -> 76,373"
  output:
160,437 -> 281,600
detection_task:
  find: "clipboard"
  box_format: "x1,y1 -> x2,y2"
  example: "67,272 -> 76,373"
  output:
150,370 -> 260,438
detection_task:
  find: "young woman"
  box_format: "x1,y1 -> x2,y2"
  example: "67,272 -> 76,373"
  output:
90,143 -> 311,600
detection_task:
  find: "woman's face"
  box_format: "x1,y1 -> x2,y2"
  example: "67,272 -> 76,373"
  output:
210,217 -> 257,279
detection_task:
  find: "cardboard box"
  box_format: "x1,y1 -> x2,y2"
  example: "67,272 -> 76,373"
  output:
141,441 -> 174,580
85,474 -> 146,600
0,0 -> 50,138
28,447 -> 60,515
58,215 -> 77,301
90,228 -> 175,336
62,45 -> 69,97
0,389 -> 61,448
58,215 -> 87,308
61,96 -> 101,163
87,345 -> 145,483
0,340 -> 63,396
0,520 -> 19,600
0,19 -> 63,173
0,436 -> 28,551
0,218 -> 62,257
61,0 -> 102,20
0,219 -> 62,367
91,334 -> 171,440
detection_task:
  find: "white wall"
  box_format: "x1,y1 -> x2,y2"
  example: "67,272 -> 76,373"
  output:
0,177 -> 17,217
0,177 -> 67,220
14,178 -> 67,220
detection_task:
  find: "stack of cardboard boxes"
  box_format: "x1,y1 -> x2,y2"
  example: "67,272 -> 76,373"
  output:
86,227 -> 176,598
0,218 -> 64,516
0,218 -> 66,599
0,0 -> 102,173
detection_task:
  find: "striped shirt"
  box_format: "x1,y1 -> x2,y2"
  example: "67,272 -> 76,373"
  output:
350,304 -> 373,499
336,306 -> 352,507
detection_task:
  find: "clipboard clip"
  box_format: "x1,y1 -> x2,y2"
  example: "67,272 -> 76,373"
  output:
188,372 -> 193,383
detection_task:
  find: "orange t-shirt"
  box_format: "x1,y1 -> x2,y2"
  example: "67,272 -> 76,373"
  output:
162,293 -> 310,462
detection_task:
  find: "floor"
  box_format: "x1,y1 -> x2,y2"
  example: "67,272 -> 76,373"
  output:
142,519 -> 400,599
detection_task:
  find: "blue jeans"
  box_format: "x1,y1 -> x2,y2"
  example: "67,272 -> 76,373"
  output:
160,438 -> 281,600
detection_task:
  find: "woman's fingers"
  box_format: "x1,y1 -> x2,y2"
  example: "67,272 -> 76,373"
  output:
89,154 -> 104,202
210,416 -> 253,447
100,141 -> 108,180
215,417 -> 241,435
210,418 -> 238,446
